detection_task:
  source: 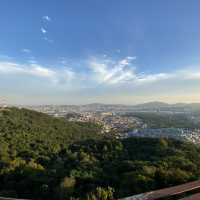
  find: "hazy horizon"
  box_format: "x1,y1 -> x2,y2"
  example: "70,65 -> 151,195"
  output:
2,93 -> 200,106
2,99 -> 200,107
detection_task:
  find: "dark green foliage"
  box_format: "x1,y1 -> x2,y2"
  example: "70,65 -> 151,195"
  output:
0,107 -> 101,160
0,108 -> 200,199
124,112 -> 200,129
86,187 -> 114,200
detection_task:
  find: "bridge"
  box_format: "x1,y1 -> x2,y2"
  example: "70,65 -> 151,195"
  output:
120,179 -> 200,200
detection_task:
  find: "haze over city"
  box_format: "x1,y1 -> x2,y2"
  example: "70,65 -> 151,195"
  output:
1,0 -> 200,105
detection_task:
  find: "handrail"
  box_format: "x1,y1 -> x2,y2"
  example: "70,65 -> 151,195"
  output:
180,192 -> 200,200
120,179 -> 200,200
0,197 -> 30,200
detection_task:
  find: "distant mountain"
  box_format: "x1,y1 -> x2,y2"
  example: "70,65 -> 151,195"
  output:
188,103 -> 200,109
133,101 -> 169,108
132,102 -> 200,113
25,101 -> 200,114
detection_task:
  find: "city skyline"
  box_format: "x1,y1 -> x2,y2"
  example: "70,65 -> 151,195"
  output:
1,0 -> 200,104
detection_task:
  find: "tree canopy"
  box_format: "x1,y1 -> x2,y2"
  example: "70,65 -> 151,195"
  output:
0,108 -> 200,200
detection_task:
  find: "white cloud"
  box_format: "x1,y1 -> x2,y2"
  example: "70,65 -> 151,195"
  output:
88,56 -> 200,86
41,27 -> 47,34
43,16 -> 51,22
136,73 -> 172,84
0,61 -> 74,84
178,68 -> 200,80
88,56 -> 140,85
1,55 -> 200,105
59,57 -> 69,65
21,49 -> 31,53
103,54 -> 107,58
44,37 -> 54,43
0,62 -> 24,74
1,56 -> 200,90
0,62 -> 54,78
59,68 -> 75,83
28,64 -> 55,78
41,16 -> 53,42
28,60 -> 37,64
28,56 -> 37,64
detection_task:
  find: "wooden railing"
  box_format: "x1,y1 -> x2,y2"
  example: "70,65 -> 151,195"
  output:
2,180 -> 200,200
0,197 -> 29,200
120,179 -> 200,200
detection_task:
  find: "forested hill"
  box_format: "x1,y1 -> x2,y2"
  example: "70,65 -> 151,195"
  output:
0,107 -> 102,159
1,108 -> 200,200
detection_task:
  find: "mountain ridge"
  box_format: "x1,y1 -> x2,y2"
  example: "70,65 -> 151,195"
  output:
23,101 -> 200,113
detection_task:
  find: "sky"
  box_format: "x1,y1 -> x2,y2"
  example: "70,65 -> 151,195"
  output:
0,0 -> 200,105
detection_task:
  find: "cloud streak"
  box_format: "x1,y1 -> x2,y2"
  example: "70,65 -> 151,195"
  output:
41,27 -> 47,34
43,16 -> 51,22
0,62 -> 54,77
1,56 -> 200,89
21,49 -> 31,53
0,61 -> 74,84
44,37 -> 54,43
88,57 -> 136,84
88,56 -> 171,85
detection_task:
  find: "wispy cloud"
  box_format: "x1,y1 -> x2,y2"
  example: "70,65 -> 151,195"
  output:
87,56 -> 200,86
178,68 -> 200,80
0,54 -> 12,60
1,54 -> 200,105
28,56 -> 37,64
43,16 -> 51,22
1,56 -> 200,89
59,57 -> 68,65
0,61 -> 74,84
0,62 -> 54,78
41,16 -> 53,43
41,27 -> 47,34
44,37 -> 54,43
88,56 -> 165,85
89,57 -> 133,84
136,73 -> 172,84
21,49 -> 31,53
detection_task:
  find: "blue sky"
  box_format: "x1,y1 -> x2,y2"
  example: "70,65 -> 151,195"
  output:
0,0 -> 200,105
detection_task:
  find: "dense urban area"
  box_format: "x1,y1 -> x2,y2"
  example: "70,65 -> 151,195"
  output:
25,102 -> 200,144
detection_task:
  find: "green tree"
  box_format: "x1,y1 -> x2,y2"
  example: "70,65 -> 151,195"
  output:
86,187 -> 114,200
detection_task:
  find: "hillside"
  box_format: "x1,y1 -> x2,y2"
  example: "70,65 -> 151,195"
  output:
0,108 -> 200,200
123,112 -> 200,129
0,107 -> 101,160
133,101 -> 169,108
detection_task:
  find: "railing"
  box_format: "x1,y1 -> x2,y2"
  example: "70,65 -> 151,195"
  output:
2,180 -> 200,200
0,197 -> 29,200
180,192 -> 200,199
120,179 -> 200,200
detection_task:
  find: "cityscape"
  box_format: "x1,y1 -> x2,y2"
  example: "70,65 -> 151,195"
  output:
20,102 -> 200,144
3,100 -> 200,143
